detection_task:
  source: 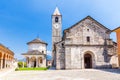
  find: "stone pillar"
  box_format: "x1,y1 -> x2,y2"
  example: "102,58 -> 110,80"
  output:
9,60 -> 11,68
36,57 -> 38,68
28,57 -> 31,68
3,59 -> 6,69
0,59 -> 2,69
22,61 -> 24,68
26,57 -> 28,67
29,59 -> 31,68
6,60 -> 8,68
43,56 -> 46,68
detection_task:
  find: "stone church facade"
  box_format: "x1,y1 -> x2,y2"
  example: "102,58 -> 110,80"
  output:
52,7 -> 118,69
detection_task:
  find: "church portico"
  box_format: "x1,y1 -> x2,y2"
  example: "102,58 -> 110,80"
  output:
24,55 -> 46,68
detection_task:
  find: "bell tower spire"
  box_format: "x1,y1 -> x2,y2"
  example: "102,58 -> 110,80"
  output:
53,7 -> 61,15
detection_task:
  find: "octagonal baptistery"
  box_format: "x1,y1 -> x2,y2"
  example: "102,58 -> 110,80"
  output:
22,38 -> 47,68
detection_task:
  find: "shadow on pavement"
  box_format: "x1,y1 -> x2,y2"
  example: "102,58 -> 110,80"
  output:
96,69 -> 120,74
48,67 -> 56,70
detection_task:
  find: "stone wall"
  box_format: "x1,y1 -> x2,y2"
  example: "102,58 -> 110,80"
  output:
55,16 -> 117,69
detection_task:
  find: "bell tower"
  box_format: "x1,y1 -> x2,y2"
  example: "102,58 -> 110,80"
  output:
52,7 -> 62,66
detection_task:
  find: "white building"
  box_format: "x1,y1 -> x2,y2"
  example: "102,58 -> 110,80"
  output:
22,38 -> 47,68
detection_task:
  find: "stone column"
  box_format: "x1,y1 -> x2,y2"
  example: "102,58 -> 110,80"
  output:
6,60 -> 8,68
3,59 -> 6,69
26,57 -> 28,67
6,59 -> 8,68
28,57 -> 31,68
22,61 -> 24,68
9,60 -> 11,68
44,56 -> 46,67
36,57 -> 38,68
29,58 -> 31,68
0,59 -> 2,69
1,59 -> 3,69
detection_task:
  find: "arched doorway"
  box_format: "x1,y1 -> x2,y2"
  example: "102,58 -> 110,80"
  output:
31,57 -> 36,67
84,53 -> 92,68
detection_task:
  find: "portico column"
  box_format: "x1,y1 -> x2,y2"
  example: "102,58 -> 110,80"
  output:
22,61 -> 24,68
4,59 -> 6,68
9,60 -> 11,68
6,60 -> 8,68
26,57 -> 28,67
36,57 -> 38,67
28,56 -> 31,68
0,59 -> 2,69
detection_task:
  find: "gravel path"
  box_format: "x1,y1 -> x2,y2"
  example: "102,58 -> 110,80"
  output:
0,69 -> 120,80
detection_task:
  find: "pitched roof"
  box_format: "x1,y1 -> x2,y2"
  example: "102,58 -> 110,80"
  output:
22,50 -> 46,55
27,38 -> 47,45
0,43 -> 14,55
112,26 -> 120,32
64,16 -> 111,33
53,7 -> 61,15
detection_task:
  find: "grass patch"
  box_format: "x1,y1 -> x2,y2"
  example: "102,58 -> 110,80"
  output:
15,67 -> 48,71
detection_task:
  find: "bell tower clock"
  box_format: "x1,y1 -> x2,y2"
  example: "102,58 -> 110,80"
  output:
52,7 -> 62,66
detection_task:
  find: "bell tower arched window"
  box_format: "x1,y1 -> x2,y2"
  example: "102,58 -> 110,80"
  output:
55,17 -> 59,22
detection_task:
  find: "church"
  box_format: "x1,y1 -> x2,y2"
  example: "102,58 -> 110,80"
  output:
52,7 -> 118,69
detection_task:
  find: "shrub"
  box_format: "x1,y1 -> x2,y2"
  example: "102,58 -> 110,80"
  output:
15,67 -> 48,71
18,62 -> 27,68
18,62 -> 23,68
15,68 -> 19,71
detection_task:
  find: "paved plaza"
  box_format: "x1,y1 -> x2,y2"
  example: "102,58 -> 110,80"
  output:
0,69 -> 120,80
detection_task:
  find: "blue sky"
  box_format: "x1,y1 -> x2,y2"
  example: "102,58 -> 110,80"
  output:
0,0 -> 120,59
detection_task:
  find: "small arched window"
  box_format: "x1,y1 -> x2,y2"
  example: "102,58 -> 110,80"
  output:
55,17 -> 59,22
87,36 -> 90,42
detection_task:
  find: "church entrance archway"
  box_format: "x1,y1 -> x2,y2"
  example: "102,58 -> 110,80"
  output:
84,53 -> 92,68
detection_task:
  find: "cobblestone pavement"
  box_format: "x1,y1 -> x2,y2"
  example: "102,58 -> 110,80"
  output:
0,69 -> 120,80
